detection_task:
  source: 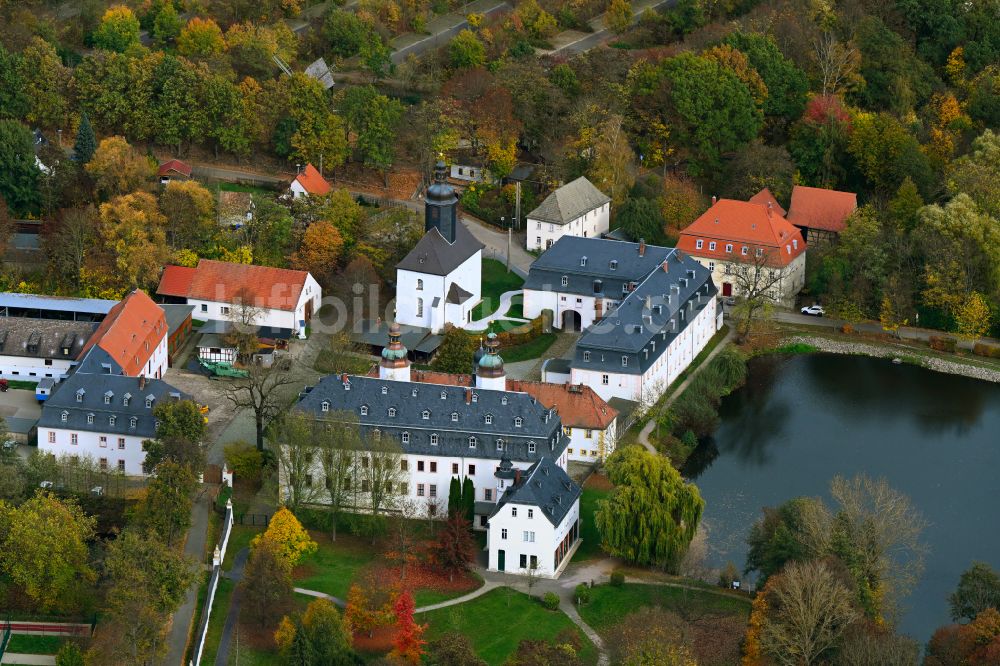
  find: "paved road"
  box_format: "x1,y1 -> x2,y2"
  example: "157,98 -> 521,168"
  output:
390,0 -> 511,63
771,310 -> 1000,348
161,490 -> 213,666
190,164 -> 287,186
462,215 -> 533,277
546,0 -> 677,55
213,548 -> 249,666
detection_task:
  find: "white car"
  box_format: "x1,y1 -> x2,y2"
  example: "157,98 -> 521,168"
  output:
801,305 -> 825,317
39,480 -> 54,489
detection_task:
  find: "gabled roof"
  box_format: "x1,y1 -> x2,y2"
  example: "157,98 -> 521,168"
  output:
396,224 -> 484,277
527,177 -> 610,225
156,260 -> 312,312
158,159 -> 192,177
524,236 -> 673,297
292,164 -> 331,196
446,283 -> 474,305
491,457 -> 581,527
78,290 -> 167,377
748,188 -> 786,217
507,380 -> 618,430
786,185 -> 857,233
677,199 -> 806,268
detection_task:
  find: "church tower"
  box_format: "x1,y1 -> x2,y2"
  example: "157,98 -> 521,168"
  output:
380,322 -> 411,382
475,332 -> 506,391
425,160 -> 458,243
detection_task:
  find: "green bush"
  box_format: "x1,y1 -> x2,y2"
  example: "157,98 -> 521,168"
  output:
610,571 -> 625,587
215,484 -> 233,511
223,441 -> 264,484
574,583 -> 591,604
973,342 -> 1000,358
542,591 -> 560,610
929,335 -> 958,352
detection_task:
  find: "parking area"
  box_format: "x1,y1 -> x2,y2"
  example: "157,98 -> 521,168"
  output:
0,387 -> 41,441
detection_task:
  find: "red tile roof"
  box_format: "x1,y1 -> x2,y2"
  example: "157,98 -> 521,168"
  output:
748,188 -> 786,217
401,370 -> 618,430
158,159 -> 192,178
80,290 -> 167,377
677,199 -> 807,268
786,185 -> 857,233
293,164 -> 331,196
156,260 -> 311,311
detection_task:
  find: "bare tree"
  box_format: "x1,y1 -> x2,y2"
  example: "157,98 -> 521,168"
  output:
813,32 -> 861,97
356,434 -> 408,542
837,623 -> 920,666
316,411 -> 361,541
222,359 -> 296,451
829,474 -> 927,619
225,287 -> 264,363
728,246 -> 786,341
761,560 -> 860,666
271,412 -> 324,513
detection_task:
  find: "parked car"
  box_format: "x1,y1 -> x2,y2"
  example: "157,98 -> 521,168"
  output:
39,480 -> 54,489
1,439 -> 16,452
91,486 -> 104,497
801,304 -> 825,317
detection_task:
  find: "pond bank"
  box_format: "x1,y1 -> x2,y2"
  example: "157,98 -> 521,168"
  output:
780,334 -> 1000,384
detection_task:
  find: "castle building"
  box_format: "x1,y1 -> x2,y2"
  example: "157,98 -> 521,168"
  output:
395,161 -> 484,333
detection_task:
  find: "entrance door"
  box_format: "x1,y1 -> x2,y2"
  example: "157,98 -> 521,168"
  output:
722,282 -> 732,297
562,310 -> 582,332
546,239 -> 553,249
498,549 -> 505,572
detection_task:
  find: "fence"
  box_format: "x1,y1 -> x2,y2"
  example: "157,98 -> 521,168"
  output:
0,618 -> 9,662
189,496 -> 234,666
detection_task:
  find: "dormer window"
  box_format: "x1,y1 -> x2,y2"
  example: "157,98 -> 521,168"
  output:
514,417 -> 522,428
622,356 -> 628,367
580,256 -> 587,267
109,415 -> 116,427
430,433 -> 438,445
360,405 -> 368,416
471,393 -> 478,403
422,410 -> 430,420
411,388 -> 417,397
485,414 -> 493,425
145,396 -> 154,408
469,437 -> 477,449
389,407 -> 397,417
321,401 -> 330,413
528,441 -> 536,453
104,391 -> 113,405
742,246 -> 749,256
451,412 -> 458,422
87,413 -> 94,425
593,280 -> 602,294
609,260 -> 618,270
381,386 -> 388,394
76,389 -> 85,403
709,241 -> 716,251
496,439 -> 504,451
561,275 -> 568,287
583,351 -> 591,362
130,417 -> 137,428
501,396 -> 508,405
61,410 -> 68,423
401,431 -> 410,444
696,239 -> 704,249
792,239 -> 798,250
122,393 -> 131,407
726,243 -> 733,253
440,391 -> 447,400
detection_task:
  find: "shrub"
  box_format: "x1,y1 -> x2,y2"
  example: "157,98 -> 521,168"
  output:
610,571 -> 625,587
718,561 -> 740,588
841,323 -> 854,334
929,335 -> 958,352
973,342 -> 1000,358
574,583 -> 591,604
542,591 -> 560,610
224,441 -> 264,484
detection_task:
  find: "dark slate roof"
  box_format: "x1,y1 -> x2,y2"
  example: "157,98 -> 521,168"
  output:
295,375 -> 569,463
396,223 -> 484,277
0,318 -> 95,361
38,373 -> 189,438
490,457 -> 581,527
573,251 -> 717,374
527,177 -> 610,225
161,304 -> 194,336
524,237 -> 673,298
446,283 -> 474,305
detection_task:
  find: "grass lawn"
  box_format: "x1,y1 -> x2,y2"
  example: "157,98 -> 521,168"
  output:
5,634 -> 64,654
222,525 -> 263,571
419,588 -> 598,665
500,333 -> 557,363
578,583 -> 751,635
198,577 -> 235,666
505,294 -> 524,319
573,486 -> 611,562
472,259 -> 524,320
413,570 -> 484,607
4,380 -> 37,390
293,534 -> 372,600
216,181 -> 277,197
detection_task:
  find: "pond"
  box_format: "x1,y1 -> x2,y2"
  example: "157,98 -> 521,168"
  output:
686,353 -> 1000,642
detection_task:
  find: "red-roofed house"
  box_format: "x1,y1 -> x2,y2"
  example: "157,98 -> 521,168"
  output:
158,159 -> 193,184
786,185 -> 857,243
157,260 -> 322,337
747,188 -> 787,217
78,290 -> 169,378
289,164 -> 331,198
678,198 -> 807,306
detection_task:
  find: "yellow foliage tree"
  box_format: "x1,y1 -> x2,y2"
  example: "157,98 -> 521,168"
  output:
98,192 -> 169,291
742,580 -> 770,666
954,291 -> 992,340
945,46 -> 966,86
291,221 -> 344,285
606,0 -> 632,34
251,506 -> 317,568
218,245 -> 253,264
177,17 -> 226,58
85,136 -> 156,199
704,44 -> 768,112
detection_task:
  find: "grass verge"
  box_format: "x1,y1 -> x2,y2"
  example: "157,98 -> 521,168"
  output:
418,587 -> 598,665
5,634 -> 64,654
472,259 -> 524,320
500,333 -> 557,363
578,583 -> 751,634
198,577 -> 235,666
572,485 -> 611,562
293,534 -> 373,600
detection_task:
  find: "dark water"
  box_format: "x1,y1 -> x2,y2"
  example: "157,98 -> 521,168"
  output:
686,353 -> 1000,642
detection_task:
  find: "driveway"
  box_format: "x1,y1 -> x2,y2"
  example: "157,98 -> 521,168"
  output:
0,388 -> 41,443
462,216 -> 533,277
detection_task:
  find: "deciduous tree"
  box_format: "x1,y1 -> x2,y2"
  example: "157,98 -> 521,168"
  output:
159,179 -> 216,251
595,447 -> 703,571
252,505 -> 317,568
222,353 -> 296,450
291,221 -> 344,286
316,411 -> 361,541
97,191 -> 169,291
433,513 -> 475,581
92,6 -> 142,53
85,136 -> 155,198
449,30 -> 486,69
19,37 -> 71,129
950,562 -> 1000,622
729,246 -> 786,341
390,590 -> 427,663
605,0 -> 632,34
953,292 -> 992,340
271,412 -> 324,515
240,538 -> 294,626
275,597 -> 358,665
724,31 -> 809,123
133,460 -> 197,546
142,400 -> 208,472
177,17 -> 226,58
0,119 -> 41,215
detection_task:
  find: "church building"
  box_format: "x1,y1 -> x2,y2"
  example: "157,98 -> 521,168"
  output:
395,161 -> 484,333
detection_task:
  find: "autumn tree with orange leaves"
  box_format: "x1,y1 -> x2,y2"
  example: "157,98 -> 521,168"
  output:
390,590 -> 426,664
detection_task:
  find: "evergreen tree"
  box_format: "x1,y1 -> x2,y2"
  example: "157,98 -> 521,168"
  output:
461,476 -> 475,524
448,477 -> 462,517
74,113 -> 96,164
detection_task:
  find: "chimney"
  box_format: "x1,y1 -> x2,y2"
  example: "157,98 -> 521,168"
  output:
644,295 -> 651,310
514,469 -> 522,485
711,195 -> 717,205
341,373 -> 348,385
662,259 -> 669,273
767,202 -> 773,218
138,375 -> 146,390
638,238 -> 646,257
465,388 -> 472,405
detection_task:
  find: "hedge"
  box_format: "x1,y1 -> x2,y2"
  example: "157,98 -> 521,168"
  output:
929,335 -> 957,352
973,342 -> 1000,358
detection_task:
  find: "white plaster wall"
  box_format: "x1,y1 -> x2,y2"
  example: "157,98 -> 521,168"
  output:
526,203 -> 610,251
396,251 -> 482,333
487,500 -> 579,577
185,275 -> 320,335
564,420 -> 617,462
39,428 -> 149,476
690,252 -> 805,307
144,334 -> 169,379
0,356 -> 76,381
523,288 -> 558,322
